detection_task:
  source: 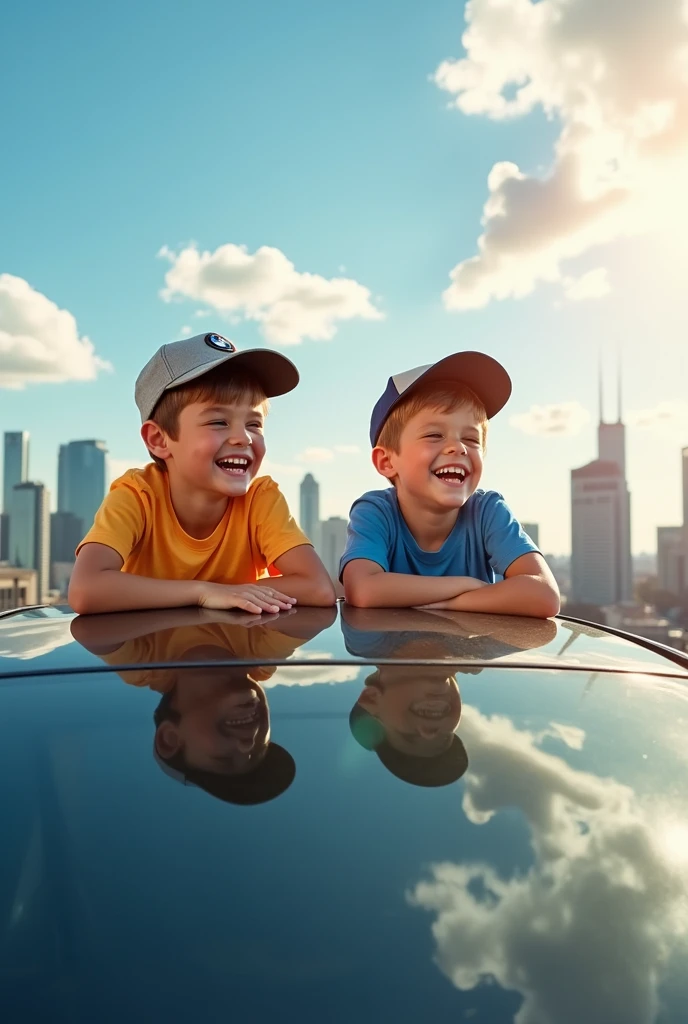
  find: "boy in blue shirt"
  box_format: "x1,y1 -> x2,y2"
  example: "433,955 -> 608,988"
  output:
340,352 -> 560,618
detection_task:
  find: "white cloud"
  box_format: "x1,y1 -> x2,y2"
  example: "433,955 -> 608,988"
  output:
0,613 -> 77,661
266,664 -> 361,688
510,401 -> 590,436
0,274 -> 112,389
180,325 -> 192,337
562,267 -> 611,302
334,444 -> 361,455
158,243 -> 384,345
408,705 -> 688,1024
540,721 -> 586,750
297,447 -> 335,464
627,400 -> 688,435
435,0 -> 688,310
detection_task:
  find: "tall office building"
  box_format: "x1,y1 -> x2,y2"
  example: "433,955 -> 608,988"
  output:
2,431 -> 29,510
320,517 -> 348,582
657,526 -> 684,597
521,523 -> 540,548
58,440 -> 108,532
0,514 -> 8,563
7,482 -> 50,601
51,511 -> 84,563
570,362 -> 632,606
299,473 -> 321,552
1,432 -> 29,561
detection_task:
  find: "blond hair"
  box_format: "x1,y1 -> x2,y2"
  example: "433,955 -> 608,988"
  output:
376,382 -> 488,453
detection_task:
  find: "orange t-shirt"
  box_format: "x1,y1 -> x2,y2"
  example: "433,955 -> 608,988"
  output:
78,464 -> 309,583
97,621 -> 310,691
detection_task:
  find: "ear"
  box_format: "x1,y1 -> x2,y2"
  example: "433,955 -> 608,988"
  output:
154,720 -> 182,760
372,445 -> 397,480
141,421 -> 172,463
357,686 -> 381,717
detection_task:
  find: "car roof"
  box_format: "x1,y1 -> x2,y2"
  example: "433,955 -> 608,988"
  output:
1,603 -> 687,679
2,603 -> 688,1020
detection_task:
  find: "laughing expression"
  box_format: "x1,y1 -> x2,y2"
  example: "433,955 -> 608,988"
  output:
167,396 -> 266,496
384,403 -> 484,511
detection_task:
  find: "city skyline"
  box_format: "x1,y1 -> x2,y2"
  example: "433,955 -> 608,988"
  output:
2,416 -> 687,562
2,1 -> 688,555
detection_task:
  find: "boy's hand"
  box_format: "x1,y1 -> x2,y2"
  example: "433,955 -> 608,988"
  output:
197,581 -> 297,614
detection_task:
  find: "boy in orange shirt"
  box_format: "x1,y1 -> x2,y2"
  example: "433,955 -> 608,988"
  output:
69,331 -> 336,614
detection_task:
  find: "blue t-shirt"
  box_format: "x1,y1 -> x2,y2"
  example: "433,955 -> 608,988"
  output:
339,487 -> 538,583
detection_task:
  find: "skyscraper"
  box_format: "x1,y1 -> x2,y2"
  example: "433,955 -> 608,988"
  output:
7,482 -> 50,600
299,473 -> 321,552
58,440 -> 108,533
2,431 -> 29,511
51,511 -> 84,563
657,526 -> 683,597
1,432 -> 29,561
320,517 -> 348,582
570,361 -> 632,606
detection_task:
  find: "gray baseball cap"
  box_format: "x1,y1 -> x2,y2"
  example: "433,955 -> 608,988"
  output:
135,331 -> 300,422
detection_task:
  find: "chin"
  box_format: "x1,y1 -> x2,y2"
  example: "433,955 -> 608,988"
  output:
213,471 -> 256,495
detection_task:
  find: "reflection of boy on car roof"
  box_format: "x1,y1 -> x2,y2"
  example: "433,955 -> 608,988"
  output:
72,606 -> 336,805
342,607 -> 557,788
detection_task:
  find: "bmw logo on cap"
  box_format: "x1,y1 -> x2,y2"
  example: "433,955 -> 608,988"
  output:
205,333 -> 236,352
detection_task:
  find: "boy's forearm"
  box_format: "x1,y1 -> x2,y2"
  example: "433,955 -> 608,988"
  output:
448,576 -> 560,618
70,606 -> 245,648
344,571 -> 483,608
265,573 -> 336,607
69,570 -> 203,615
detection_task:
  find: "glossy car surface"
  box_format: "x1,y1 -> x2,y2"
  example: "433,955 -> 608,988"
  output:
1,604 -> 687,1023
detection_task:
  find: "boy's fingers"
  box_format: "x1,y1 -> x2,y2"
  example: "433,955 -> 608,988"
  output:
233,597 -> 266,614
246,593 -> 282,613
255,585 -> 297,603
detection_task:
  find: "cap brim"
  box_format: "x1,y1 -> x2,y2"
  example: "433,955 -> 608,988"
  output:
372,351 -> 511,446
165,348 -> 300,399
154,742 -> 296,805
377,734 -> 469,788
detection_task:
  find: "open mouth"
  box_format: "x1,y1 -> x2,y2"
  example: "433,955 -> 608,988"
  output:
410,699 -> 453,719
219,701 -> 262,734
215,455 -> 252,476
433,465 -> 468,486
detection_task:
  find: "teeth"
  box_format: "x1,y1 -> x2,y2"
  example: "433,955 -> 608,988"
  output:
435,467 -> 466,479
217,457 -> 250,467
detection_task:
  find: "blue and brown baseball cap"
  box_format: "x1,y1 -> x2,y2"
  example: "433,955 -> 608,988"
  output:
369,351 -> 512,446
135,331 -> 300,423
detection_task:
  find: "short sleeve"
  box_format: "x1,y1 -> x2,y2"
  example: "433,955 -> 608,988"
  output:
76,484 -> 145,563
481,493 -> 540,576
252,478 -> 311,570
339,497 -> 392,579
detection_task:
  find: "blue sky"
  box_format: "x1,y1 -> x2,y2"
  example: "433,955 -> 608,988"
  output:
2,0 -> 688,554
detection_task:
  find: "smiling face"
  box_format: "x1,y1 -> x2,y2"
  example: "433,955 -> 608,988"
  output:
155,656 -> 271,776
376,401 -> 485,513
164,394 -> 267,497
358,663 -> 462,757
